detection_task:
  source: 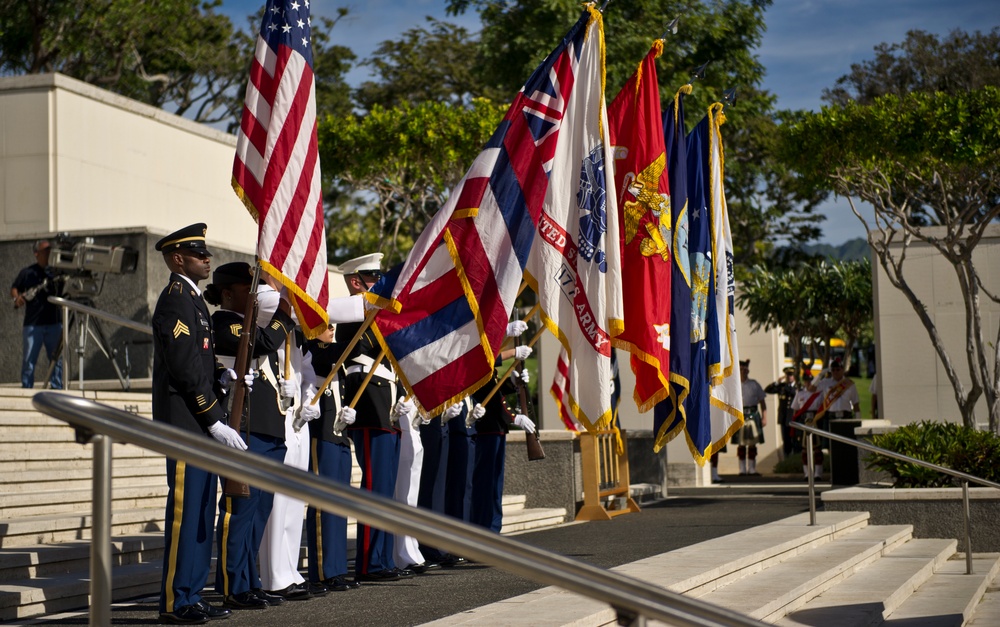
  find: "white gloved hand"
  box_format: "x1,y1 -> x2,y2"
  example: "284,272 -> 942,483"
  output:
520,368 -> 531,385
362,295 -> 379,312
208,421 -> 248,451
506,320 -> 528,337
412,412 -> 427,430
513,414 -> 536,434
514,345 -> 533,361
466,403 -> 486,428
218,368 -> 238,393
279,377 -> 296,399
243,372 -> 255,392
298,401 -> 321,423
339,406 -> 357,425
392,398 -> 416,423
442,402 -> 463,420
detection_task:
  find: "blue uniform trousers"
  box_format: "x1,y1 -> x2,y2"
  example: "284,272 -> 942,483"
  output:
417,419 -> 449,562
470,433 -> 506,533
350,429 -> 400,574
445,416 -> 475,522
160,460 -> 217,613
307,438 -> 353,581
215,433 -> 285,596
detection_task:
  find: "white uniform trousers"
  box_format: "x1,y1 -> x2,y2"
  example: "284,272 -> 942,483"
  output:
393,415 -> 425,569
259,412 -> 310,590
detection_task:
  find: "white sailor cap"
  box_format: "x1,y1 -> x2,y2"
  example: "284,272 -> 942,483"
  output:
339,252 -> 383,275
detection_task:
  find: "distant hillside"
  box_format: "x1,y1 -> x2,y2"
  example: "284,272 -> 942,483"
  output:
801,238 -> 871,262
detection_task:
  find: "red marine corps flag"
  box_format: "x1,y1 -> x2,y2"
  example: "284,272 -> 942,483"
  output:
232,0 -> 329,337
607,40 -> 673,413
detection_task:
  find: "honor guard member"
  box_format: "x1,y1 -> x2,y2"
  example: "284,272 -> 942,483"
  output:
732,360 -> 767,475
205,263 -> 294,610
417,398 -> 471,567
790,371 -> 824,480
304,325 -> 363,592
337,253 -> 414,581
468,323 -> 534,533
765,367 -> 801,458
152,224 -> 246,624
808,357 -> 859,480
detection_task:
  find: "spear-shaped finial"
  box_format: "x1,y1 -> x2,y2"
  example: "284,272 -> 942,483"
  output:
722,87 -> 738,109
599,0 -> 613,12
691,60 -> 711,81
660,17 -> 679,39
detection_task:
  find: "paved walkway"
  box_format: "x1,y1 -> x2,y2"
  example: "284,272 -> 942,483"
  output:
14,480 -> 819,626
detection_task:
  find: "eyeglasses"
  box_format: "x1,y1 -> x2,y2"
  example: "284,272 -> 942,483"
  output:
358,271 -> 383,281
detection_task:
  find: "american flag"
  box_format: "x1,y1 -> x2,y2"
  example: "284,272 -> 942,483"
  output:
232,0 -> 329,338
367,9 -> 594,417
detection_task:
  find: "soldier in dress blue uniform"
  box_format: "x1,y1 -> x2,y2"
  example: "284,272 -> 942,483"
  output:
468,334 -> 534,534
152,224 -> 248,624
304,325 -> 364,592
417,398 -> 471,568
205,262 -> 295,610
336,253 -> 415,582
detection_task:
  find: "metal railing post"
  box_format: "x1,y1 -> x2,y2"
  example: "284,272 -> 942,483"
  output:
806,433 -> 816,525
90,434 -> 113,626
962,480 -> 973,574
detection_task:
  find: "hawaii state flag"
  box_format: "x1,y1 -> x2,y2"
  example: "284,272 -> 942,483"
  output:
366,8 -> 597,417
232,0 -> 329,337
607,40 -> 672,414
707,103 -> 743,449
652,85 -> 693,452
525,6 -> 623,433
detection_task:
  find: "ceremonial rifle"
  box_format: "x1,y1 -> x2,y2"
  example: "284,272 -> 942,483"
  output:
222,263 -> 261,497
513,360 -> 545,461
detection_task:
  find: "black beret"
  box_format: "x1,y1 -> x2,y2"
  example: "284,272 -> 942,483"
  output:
212,262 -> 253,286
155,223 -> 211,255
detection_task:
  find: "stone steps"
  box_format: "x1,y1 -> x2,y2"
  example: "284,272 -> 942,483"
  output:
421,512 -> 1000,627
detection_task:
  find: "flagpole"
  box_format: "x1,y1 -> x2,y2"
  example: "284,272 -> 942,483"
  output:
479,325 -> 546,407
310,308 -> 379,406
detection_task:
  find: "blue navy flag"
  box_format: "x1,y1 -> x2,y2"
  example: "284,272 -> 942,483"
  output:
683,114 -> 717,463
652,86 -> 693,453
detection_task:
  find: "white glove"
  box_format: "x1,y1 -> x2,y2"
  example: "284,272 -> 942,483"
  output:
442,402 -> 463,420
298,401 -> 321,423
520,368 -> 531,385
513,414 -> 536,434
506,320 -> 528,337
279,377 -> 296,399
514,345 -> 533,361
392,398 -> 417,422
362,295 -> 379,312
208,421 -> 248,451
218,368 -> 238,393
412,412 -> 429,430
466,403 -> 486,428
243,372 -> 255,392
255,286 -> 280,328
339,406 -> 357,425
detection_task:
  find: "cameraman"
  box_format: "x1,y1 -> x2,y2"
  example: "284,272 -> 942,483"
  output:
10,239 -> 63,389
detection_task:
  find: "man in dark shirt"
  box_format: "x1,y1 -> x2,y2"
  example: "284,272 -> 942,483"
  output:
10,239 -> 63,389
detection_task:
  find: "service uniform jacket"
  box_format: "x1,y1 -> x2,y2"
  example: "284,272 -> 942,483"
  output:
212,308 -> 295,440
470,363 -> 517,435
336,322 -> 396,431
152,273 -> 226,434
307,339 -> 352,446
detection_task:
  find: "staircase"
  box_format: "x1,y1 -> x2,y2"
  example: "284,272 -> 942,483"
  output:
425,510 -> 1000,626
0,388 -> 566,622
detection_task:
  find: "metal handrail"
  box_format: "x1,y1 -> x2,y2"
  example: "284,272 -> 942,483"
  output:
32,392 -> 765,627
48,296 -> 154,335
796,421 -> 1000,575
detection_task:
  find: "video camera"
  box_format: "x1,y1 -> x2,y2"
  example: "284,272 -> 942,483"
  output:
50,233 -> 139,300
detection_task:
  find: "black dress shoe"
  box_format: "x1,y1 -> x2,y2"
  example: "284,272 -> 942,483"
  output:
394,568 -> 415,579
223,591 -> 268,609
406,562 -> 429,574
193,601 -> 232,619
266,582 -> 311,600
159,604 -> 209,624
321,575 -> 359,591
308,581 -> 329,596
355,569 -> 400,582
440,556 -> 467,567
250,589 -> 284,606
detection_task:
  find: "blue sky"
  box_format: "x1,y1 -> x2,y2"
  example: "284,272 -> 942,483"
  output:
219,1 -> 998,244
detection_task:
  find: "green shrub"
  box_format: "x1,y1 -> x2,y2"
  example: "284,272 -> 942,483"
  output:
867,421 -> 1000,488
772,454 -> 830,474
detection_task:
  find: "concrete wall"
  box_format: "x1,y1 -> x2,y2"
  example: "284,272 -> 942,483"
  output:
872,226 -> 1000,427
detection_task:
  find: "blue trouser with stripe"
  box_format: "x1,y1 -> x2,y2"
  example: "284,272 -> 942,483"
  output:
160,460 -> 216,613
445,415 -> 475,522
350,429 -> 399,574
470,433 -> 506,533
215,433 -> 285,596
306,438 -> 353,581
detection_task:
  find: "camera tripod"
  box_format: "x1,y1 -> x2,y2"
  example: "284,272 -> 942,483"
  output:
44,296 -> 148,391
